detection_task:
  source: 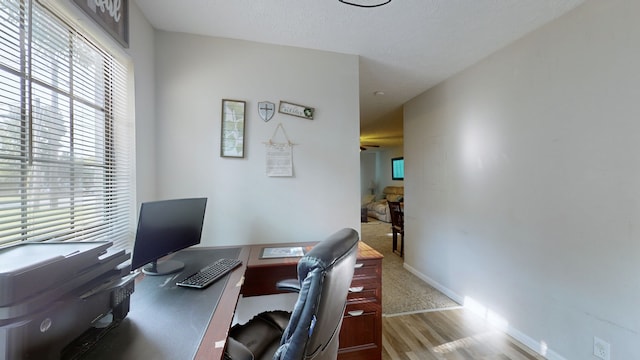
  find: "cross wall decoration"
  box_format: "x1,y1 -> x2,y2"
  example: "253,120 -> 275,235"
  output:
258,102 -> 275,122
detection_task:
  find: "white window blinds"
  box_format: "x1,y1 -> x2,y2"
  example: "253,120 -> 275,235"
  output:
0,0 -> 134,251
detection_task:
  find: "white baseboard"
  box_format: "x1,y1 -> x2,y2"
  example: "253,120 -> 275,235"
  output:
402,263 -> 465,305
402,263 -> 567,360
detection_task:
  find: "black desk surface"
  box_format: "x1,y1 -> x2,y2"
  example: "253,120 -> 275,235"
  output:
83,247 -> 242,359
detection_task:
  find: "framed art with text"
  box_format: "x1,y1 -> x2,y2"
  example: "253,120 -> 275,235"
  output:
278,101 -> 314,120
72,0 -> 129,48
220,99 -> 246,158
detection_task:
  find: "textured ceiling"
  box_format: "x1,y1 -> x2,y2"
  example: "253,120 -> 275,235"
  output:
134,0 -> 585,148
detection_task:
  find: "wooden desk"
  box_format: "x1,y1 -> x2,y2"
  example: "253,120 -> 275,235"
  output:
81,241 -> 382,360
195,247 -> 250,360
80,246 -> 250,360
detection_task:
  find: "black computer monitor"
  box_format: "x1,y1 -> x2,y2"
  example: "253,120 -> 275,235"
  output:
131,197 -> 207,276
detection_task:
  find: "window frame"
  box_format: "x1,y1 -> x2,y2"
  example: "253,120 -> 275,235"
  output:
391,157 -> 404,181
0,0 -> 134,251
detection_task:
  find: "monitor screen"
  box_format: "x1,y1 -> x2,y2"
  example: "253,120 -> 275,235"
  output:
131,197 -> 207,275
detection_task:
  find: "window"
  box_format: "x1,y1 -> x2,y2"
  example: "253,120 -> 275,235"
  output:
0,0 -> 134,250
391,157 -> 404,180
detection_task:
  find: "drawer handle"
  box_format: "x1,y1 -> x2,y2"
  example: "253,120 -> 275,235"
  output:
348,310 -> 364,316
349,286 -> 364,293
354,263 -> 364,269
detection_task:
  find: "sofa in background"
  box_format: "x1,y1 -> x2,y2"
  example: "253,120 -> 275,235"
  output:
363,186 -> 404,222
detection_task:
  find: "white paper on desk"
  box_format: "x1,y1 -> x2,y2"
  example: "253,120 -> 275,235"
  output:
266,143 -> 293,177
262,246 -> 305,258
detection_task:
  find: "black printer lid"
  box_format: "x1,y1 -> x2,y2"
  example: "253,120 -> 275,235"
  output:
0,242 -> 111,274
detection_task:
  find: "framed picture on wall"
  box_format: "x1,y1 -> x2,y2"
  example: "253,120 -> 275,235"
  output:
220,99 -> 246,158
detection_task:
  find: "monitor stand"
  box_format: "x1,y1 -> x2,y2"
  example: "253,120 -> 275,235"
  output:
142,259 -> 185,276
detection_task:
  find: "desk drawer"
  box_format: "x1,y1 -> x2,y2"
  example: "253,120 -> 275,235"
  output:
352,259 -> 381,280
339,302 -> 382,353
347,278 -> 380,303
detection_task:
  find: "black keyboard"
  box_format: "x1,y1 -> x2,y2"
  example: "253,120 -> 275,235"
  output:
176,258 -> 242,289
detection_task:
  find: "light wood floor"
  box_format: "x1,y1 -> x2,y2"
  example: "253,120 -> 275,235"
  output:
382,308 -> 545,360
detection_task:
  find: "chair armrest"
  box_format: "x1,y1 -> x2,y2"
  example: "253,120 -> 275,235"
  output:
276,279 -> 300,293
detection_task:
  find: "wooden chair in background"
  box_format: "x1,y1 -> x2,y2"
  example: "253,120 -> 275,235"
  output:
387,201 -> 404,257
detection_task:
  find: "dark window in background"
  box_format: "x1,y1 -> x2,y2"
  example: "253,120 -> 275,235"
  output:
391,157 -> 404,180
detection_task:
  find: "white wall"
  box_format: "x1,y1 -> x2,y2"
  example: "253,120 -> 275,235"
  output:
126,1 -> 157,203
153,32 -> 361,246
404,1 -> 640,359
63,1 -> 361,246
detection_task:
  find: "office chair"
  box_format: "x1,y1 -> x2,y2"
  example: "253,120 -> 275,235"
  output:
226,228 -> 360,360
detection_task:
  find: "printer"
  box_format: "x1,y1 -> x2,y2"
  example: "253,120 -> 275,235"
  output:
0,241 -> 135,360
